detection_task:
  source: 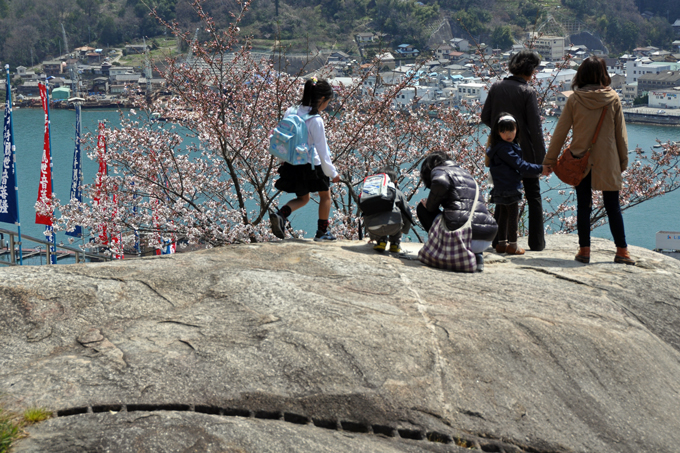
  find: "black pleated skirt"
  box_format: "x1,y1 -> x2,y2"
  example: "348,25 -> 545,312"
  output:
274,163 -> 331,197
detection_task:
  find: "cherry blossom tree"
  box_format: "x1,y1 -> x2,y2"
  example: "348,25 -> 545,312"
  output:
46,0 -> 474,251
43,1 -> 680,253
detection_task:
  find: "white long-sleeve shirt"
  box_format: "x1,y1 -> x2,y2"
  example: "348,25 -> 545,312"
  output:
284,106 -> 338,179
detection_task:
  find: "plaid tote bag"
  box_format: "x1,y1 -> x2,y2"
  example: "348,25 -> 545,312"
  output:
418,181 -> 479,272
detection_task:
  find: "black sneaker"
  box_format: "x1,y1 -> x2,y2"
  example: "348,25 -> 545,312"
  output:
314,230 -> 337,242
270,212 -> 286,239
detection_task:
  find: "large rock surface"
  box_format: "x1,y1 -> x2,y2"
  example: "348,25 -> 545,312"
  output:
1,235 -> 679,453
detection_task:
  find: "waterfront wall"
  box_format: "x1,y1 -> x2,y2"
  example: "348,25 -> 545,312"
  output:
623,110 -> 680,126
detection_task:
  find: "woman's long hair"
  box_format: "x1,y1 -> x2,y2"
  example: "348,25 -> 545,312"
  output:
572,56 -> 611,90
300,78 -> 334,115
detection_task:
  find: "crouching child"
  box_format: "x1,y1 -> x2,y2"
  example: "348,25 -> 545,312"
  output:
360,167 -> 414,253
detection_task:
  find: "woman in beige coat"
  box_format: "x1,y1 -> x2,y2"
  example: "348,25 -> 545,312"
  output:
544,56 -> 635,265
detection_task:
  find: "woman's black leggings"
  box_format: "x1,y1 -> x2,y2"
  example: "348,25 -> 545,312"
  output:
575,172 -> 627,248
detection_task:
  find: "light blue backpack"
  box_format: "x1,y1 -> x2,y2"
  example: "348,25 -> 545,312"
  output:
269,109 -> 318,168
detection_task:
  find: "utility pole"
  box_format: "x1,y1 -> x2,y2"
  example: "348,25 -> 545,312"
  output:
143,37 -> 152,80
186,28 -> 199,67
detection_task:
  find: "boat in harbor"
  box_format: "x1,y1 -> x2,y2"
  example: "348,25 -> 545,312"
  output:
654,140 -> 676,147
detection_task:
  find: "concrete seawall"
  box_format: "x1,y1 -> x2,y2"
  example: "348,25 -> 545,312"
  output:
623,107 -> 680,125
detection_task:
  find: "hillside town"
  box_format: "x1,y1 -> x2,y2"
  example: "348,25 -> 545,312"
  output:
4,31 -> 680,124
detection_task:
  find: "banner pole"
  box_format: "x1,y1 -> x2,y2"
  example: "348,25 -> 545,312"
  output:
45,77 -> 57,264
4,65 -> 22,264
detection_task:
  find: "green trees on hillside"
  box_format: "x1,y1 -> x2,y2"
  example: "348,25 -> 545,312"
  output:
0,0 -> 179,67
492,25 -> 514,50
366,0 -> 439,48
0,0 -> 677,69
635,0 -> 680,25
643,16 -> 674,48
454,8 -> 491,38
605,17 -> 640,52
0,0 -> 8,18
561,0 -> 592,19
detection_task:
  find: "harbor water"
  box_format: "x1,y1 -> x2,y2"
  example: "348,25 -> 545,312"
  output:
6,108 -> 680,258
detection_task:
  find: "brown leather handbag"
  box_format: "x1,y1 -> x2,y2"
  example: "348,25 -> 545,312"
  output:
554,105 -> 608,186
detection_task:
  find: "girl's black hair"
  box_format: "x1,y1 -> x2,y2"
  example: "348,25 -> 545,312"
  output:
300,78 -> 334,115
508,50 -> 541,77
571,55 -> 611,89
489,112 -> 519,148
377,165 -> 399,188
420,151 -> 451,189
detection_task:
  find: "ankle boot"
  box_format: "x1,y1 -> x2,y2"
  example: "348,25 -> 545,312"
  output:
495,240 -> 508,254
506,242 -> 525,255
615,247 -> 636,265
575,247 -> 590,264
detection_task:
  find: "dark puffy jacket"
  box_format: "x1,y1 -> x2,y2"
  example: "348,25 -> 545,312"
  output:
481,76 -> 546,167
424,162 -> 498,241
487,141 -> 543,194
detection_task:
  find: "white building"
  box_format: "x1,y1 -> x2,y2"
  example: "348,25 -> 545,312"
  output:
622,82 -> 638,101
112,73 -> 141,83
355,33 -> 376,44
375,52 -> 395,70
434,44 -> 453,61
605,58 -> 625,76
533,68 -> 577,94
456,82 -> 487,103
625,59 -> 671,84
393,87 -> 417,109
450,38 -> 470,52
360,71 -> 406,97
531,35 -> 567,61
648,89 -> 680,109
554,90 -> 573,109
392,86 -> 438,109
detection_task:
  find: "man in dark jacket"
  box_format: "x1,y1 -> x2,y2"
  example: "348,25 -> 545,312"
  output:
481,50 -> 546,251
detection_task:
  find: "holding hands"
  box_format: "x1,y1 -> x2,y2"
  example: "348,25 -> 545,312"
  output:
542,164 -> 553,176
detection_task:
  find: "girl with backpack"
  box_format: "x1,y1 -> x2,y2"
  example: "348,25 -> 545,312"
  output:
270,77 -> 341,241
486,113 -> 551,255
